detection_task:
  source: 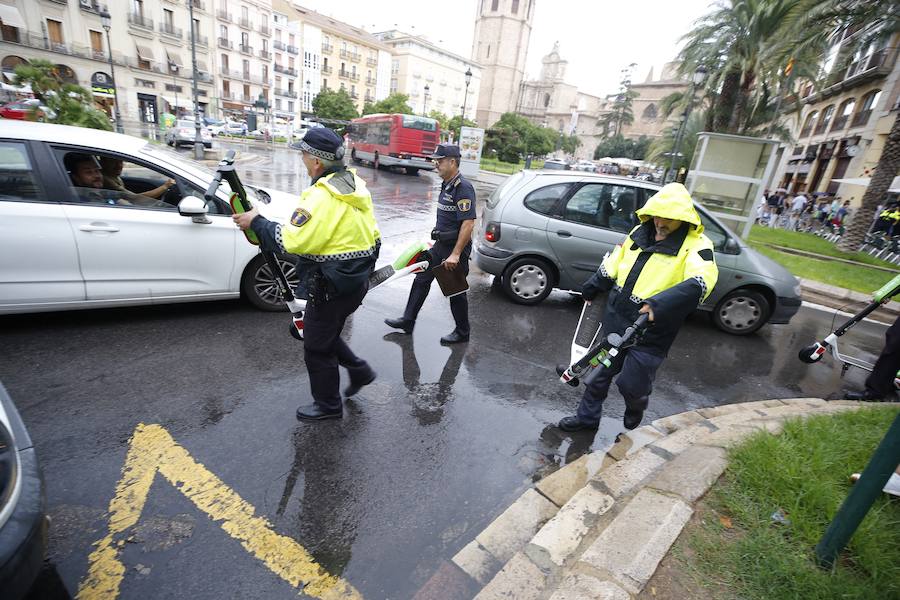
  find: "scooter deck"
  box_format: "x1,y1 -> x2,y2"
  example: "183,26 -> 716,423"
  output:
570,300 -> 605,365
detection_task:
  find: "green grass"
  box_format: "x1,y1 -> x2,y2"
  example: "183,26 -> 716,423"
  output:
753,245 -> 895,294
748,225 -> 899,270
480,157 -> 544,174
688,407 -> 900,600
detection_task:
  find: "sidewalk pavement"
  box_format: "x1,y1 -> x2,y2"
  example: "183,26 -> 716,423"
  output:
414,399 -> 896,599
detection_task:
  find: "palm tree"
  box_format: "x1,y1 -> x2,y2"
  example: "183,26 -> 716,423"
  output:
645,110 -> 707,170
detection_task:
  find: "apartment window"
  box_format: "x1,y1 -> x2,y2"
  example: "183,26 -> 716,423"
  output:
289,34 -> 295,46
220,24 -> 227,38
243,84 -> 250,98
288,81 -> 294,93
391,59 -> 399,74
262,39 -> 268,52
164,9 -> 174,28
132,0 -> 144,17
351,65 -> 356,76
243,59 -> 250,77
800,110 -> 818,137
832,98 -> 855,131
222,80 -> 230,94
341,41 -> 347,52
275,76 -> 282,88
262,65 -> 268,80
275,98 -> 282,110
47,19 -> 63,46
815,105 -> 835,135
390,78 -> 398,92
288,57 -> 295,69
491,0 -> 499,10
241,6 -> 249,20
275,53 -> 282,65
288,101 -> 293,113
1,21 -> 19,43
221,53 -> 229,69
512,0 -> 519,13
241,32 -> 249,46
192,18 -> 200,38
852,89 -> 881,127
90,30 -> 104,54
322,80 -> 328,89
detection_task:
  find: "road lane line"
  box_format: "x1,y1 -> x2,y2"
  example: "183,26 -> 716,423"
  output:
77,423 -> 361,600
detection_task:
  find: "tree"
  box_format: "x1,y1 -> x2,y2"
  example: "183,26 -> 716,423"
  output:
645,112 -> 707,169
447,114 -> 477,134
13,59 -> 111,131
598,64 -> 638,138
311,88 -> 358,121
361,93 -> 413,115
560,134 -> 582,155
427,110 -> 449,131
593,134 -> 651,161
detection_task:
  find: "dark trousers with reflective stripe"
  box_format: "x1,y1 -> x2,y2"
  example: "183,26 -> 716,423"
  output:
576,346 -> 664,425
303,283 -> 370,412
402,247 -> 470,335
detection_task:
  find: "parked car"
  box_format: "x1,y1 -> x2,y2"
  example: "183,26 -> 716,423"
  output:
0,120 -> 298,315
203,117 -> 227,136
0,99 -> 54,122
0,382 -> 46,600
223,120 -> 248,136
541,158 -> 569,170
165,119 -> 213,148
572,160 -> 597,173
474,171 -> 802,334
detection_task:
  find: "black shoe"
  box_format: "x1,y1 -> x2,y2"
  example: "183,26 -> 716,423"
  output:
440,330 -> 469,345
623,408 -> 644,430
558,416 -> 599,432
844,389 -> 885,402
344,368 -> 376,397
296,403 -> 342,422
385,317 -> 414,334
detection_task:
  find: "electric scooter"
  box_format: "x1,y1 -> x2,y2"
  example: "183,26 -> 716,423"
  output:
558,313 -> 650,386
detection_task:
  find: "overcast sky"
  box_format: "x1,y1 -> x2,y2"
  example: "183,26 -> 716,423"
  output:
296,0 -> 716,96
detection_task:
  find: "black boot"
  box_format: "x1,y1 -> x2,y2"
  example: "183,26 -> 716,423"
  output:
385,317 -> 414,334
558,415 -> 599,432
440,330 -> 469,345
296,403 -> 342,422
623,407 -> 644,430
344,367 -> 376,397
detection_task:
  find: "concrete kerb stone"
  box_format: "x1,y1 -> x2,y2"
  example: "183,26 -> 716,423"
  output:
473,489 -> 558,567
452,540 -> 504,585
650,410 -> 705,434
647,445 -> 728,503
474,551 -> 547,600
649,421 -> 717,456
536,453 -> 617,508
606,425 -> 665,461
579,488 -> 693,595
528,484 -> 615,568
592,448 -> 669,498
549,575 -> 631,600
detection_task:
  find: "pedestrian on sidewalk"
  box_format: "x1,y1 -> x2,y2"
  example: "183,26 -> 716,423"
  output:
845,315 -> 900,402
788,191 -> 808,231
233,128 -> 381,422
558,183 -> 719,433
385,144 -> 476,344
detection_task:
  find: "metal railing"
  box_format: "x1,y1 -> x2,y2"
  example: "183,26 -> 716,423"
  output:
366,57 -> 377,67
322,43 -> 333,53
813,120 -> 830,136
239,17 -> 252,29
259,49 -> 271,59
366,77 -> 376,86
799,126 -> 812,138
830,114 -> 849,132
259,25 -> 270,36
159,23 -> 182,38
274,65 -> 297,76
194,34 -> 209,46
217,37 -> 233,49
216,10 -> 232,22
275,88 -> 298,98
322,65 -> 333,74
128,12 -> 154,30
286,45 -> 298,54
240,44 -> 253,55
273,40 -> 285,50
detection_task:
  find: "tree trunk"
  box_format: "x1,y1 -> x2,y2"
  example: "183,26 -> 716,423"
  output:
837,112 -> 900,252
714,69 -> 741,132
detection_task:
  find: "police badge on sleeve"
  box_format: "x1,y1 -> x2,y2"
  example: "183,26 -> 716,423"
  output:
456,198 -> 471,212
291,208 -> 312,227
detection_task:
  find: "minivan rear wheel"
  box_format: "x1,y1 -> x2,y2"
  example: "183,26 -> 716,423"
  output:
502,257 -> 554,305
712,289 -> 770,335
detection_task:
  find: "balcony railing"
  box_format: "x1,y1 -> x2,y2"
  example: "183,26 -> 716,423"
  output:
240,44 -> 253,55
273,40 -> 285,50
322,43 -> 333,53
128,13 -> 154,30
366,57 -> 377,67
217,37 -> 233,49
350,91 -> 359,99
159,23 -> 182,39
339,49 -> 351,59
259,25 -> 270,36
242,71 -> 251,82
274,65 -> 297,76
259,49 -> 271,60
194,34 -> 209,46
366,77 -> 376,86
216,10 -> 232,22
191,0 -> 206,11
286,45 -> 298,54
850,109 -> 872,128
80,0 -> 102,13
239,17 -> 252,29
322,65 -> 333,74
221,91 -> 235,100
275,88 -> 298,98
364,94 -> 374,102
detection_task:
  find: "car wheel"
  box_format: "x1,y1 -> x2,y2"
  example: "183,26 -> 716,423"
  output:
502,257 -> 554,305
712,289 -> 770,335
241,254 -> 300,312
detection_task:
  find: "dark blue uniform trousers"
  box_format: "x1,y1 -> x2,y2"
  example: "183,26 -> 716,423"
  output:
576,346 -> 664,425
402,247 -> 470,335
303,283 -> 370,413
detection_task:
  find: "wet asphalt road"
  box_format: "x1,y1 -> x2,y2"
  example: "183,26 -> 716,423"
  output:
2,143 -> 890,599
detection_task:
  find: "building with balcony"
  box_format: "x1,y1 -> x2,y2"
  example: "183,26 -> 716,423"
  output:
270,7 -> 302,120
0,0 -> 215,128
212,0 -> 272,118
772,29 -> 900,204
276,1 -> 389,114
375,29 -> 481,122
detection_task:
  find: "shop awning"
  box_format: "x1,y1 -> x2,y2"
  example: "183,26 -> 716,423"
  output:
166,51 -> 184,69
161,95 -> 189,108
0,5 -> 26,29
136,45 -> 155,61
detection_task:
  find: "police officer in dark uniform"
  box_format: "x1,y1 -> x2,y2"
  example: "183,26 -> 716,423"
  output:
233,128 -> 381,422
385,144 -> 476,344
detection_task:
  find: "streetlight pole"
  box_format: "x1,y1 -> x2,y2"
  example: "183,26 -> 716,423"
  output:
99,10 -> 123,134
460,66 -> 472,140
423,84 -> 429,116
666,65 -> 707,184
188,0 -> 204,159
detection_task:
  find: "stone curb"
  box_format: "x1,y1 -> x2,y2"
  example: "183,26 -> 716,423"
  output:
446,399 -> 895,600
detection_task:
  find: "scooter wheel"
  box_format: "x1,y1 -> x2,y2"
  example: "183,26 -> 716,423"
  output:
798,344 -> 822,364
289,323 -> 304,341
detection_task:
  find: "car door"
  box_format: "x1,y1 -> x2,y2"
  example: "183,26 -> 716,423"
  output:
0,140 -> 85,312
52,146 -> 236,302
546,182 -> 642,288
694,206 -> 737,308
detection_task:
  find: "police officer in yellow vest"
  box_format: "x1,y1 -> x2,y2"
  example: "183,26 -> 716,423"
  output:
233,128 -> 381,422
558,183 -> 718,432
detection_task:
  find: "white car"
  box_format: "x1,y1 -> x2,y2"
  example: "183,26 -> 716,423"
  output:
0,121 -> 297,315
223,120 -> 248,136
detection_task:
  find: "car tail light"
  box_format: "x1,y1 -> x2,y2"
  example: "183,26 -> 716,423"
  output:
485,222 -> 501,243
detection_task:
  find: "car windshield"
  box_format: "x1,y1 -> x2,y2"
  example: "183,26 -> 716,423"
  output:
401,115 -> 437,131
176,120 -> 196,128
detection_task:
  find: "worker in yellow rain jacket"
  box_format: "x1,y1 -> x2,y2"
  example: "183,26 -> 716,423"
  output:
558,183 -> 718,433
234,127 -> 381,422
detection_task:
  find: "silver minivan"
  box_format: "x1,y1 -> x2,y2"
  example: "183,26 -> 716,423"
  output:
474,171 -> 803,335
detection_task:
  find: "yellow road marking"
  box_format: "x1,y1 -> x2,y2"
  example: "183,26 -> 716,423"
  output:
77,423 -> 361,600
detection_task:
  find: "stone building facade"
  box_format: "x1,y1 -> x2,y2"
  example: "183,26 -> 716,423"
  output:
619,63 -> 689,141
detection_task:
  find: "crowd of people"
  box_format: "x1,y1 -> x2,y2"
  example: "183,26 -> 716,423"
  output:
756,188 -> 852,233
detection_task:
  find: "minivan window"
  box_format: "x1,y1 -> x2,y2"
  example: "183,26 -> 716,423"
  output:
523,183 -> 570,215
696,208 -> 731,253
562,183 -> 638,233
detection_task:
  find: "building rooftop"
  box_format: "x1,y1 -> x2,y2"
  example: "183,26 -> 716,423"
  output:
375,30 -> 481,69
276,1 -> 391,51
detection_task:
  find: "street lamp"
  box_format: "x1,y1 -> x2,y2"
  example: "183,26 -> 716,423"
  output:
169,61 -> 179,118
99,9 -> 123,134
188,0 -> 204,160
305,79 -> 311,113
423,84 -> 430,116
460,66 -> 472,139
666,65 -> 707,183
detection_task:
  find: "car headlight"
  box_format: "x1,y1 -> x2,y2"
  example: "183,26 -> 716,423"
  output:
793,282 -> 803,297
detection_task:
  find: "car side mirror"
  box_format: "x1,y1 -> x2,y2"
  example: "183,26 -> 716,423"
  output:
723,237 -> 740,254
178,195 -> 211,224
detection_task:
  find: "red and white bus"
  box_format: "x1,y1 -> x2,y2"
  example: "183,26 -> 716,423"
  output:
348,113 -> 440,174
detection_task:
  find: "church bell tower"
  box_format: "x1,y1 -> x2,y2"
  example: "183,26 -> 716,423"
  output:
470,0 -> 535,128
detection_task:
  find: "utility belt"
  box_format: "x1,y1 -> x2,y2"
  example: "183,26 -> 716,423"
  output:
431,228 -> 460,242
306,268 -> 337,307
